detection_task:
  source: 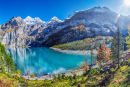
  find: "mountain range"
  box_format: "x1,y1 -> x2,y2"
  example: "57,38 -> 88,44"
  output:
0,6 -> 130,47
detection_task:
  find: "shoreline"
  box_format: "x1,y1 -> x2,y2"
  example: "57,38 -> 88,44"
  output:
22,67 -> 85,81
50,47 -> 97,55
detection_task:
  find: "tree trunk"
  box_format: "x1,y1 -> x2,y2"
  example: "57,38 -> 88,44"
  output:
118,32 -> 120,69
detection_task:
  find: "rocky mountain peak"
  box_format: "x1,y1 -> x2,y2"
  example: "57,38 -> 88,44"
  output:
47,16 -> 63,25
6,16 -> 23,26
24,16 -> 45,25
49,16 -> 63,22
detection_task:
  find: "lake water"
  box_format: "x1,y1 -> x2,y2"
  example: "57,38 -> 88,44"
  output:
6,47 -> 96,76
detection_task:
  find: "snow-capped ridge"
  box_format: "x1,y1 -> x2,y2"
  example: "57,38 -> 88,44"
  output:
50,16 -> 63,22
24,16 -> 45,25
66,6 -> 110,20
47,16 -> 63,24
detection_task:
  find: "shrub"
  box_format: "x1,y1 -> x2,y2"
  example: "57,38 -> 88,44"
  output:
53,75 -> 57,80
15,69 -> 21,75
90,69 -> 97,75
69,75 -> 73,80
35,78 -> 38,81
15,75 -> 20,80
65,76 -> 69,80
77,75 -> 80,78
30,73 -> 35,78
58,74 -> 61,80
73,74 -> 77,79
62,73 -> 65,79
74,79 -> 78,85
111,68 -> 115,72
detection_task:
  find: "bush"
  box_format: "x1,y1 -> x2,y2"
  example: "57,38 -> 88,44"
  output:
15,75 -> 20,80
111,68 -> 115,72
90,69 -> 97,75
73,74 -> 77,79
69,75 -> 73,80
62,73 -> 65,79
30,73 -> 35,78
65,76 -> 69,80
74,79 -> 78,85
35,78 -> 38,81
58,74 -> 61,80
77,75 -> 80,78
15,69 -> 21,75
53,75 -> 57,80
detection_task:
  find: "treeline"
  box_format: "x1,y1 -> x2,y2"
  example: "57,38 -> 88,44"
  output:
53,36 -> 113,50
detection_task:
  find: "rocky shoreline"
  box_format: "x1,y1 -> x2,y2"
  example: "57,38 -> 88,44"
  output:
50,47 -> 98,55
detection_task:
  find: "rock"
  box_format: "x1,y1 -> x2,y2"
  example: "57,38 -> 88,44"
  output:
92,76 -> 96,79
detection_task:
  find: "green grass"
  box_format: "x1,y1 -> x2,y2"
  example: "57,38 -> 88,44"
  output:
0,65 -> 129,87
108,66 -> 130,87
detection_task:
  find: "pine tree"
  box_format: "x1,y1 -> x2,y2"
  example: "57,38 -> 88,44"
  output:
111,27 -> 123,68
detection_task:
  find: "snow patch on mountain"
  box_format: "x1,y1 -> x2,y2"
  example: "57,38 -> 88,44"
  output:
24,16 -> 46,25
47,16 -> 63,24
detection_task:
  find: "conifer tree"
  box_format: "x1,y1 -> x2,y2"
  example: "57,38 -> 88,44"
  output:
111,27 -> 123,68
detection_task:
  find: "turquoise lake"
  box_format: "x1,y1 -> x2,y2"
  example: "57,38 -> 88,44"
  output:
6,47 -> 96,76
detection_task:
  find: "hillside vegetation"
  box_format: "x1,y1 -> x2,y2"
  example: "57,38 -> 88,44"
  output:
0,61 -> 129,87
53,36 -> 113,50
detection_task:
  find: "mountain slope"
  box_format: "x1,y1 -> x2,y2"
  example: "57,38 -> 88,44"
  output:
0,7 -> 130,47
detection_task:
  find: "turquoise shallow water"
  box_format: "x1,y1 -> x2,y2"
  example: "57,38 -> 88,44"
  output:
6,47 -> 96,76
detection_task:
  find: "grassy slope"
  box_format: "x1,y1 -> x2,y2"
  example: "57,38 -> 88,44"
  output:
0,65 -> 129,87
41,65 -> 130,87
108,66 -> 130,87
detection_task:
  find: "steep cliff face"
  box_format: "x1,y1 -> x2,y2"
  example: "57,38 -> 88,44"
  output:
42,24 -> 96,47
0,16 -> 63,47
0,7 -> 130,47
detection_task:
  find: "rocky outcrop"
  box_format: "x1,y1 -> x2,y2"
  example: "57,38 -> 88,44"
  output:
42,24 -> 96,47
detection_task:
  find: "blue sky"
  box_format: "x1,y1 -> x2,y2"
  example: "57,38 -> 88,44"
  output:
0,0 -> 130,24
